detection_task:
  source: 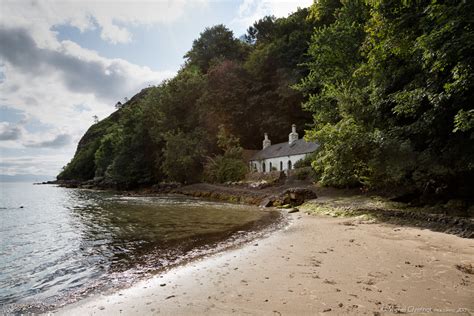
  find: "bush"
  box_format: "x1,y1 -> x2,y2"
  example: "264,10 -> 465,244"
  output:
293,167 -> 316,180
294,152 -> 317,169
204,125 -> 248,183
204,156 -> 247,183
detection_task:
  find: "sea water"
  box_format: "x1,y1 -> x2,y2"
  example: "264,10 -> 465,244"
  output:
0,182 -> 281,313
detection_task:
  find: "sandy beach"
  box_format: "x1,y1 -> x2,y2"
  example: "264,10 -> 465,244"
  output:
54,210 -> 474,315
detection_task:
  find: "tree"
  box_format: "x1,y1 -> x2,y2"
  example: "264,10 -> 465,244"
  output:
204,125 -> 247,183
184,24 -> 248,73
94,126 -> 122,177
197,60 -> 253,148
161,130 -> 205,183
297,0 -> 474,197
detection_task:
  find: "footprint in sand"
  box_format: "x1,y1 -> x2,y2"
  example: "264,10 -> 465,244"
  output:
323,279 -> 336,285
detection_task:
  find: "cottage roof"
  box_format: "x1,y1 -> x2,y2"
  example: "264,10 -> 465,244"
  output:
250,138 -> 319,160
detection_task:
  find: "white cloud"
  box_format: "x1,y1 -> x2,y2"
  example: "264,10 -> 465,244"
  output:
0,27 -> 174,131
0,0 -> 207,45
0,122 -> 22,141
0,0 -> 186,176
234,0 -> 314,28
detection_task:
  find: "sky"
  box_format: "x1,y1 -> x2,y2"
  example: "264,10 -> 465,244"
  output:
0,0 -> 313,180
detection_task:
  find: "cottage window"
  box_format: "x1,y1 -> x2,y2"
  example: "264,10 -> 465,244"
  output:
262,162 -> 266,172
280,161 -> 283,171
288,160 -> 292,170
269,162 -> 272,170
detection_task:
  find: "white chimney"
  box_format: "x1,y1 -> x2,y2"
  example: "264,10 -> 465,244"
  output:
289,124 -> 298,145
263,133 -> 271,149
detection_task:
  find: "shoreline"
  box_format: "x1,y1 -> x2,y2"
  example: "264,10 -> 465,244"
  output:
43,181 -> 474,238
55,211 -> 474,315
7,195 -> 287,315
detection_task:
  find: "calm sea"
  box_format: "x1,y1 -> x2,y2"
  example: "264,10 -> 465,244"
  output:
0,182 -> 281,313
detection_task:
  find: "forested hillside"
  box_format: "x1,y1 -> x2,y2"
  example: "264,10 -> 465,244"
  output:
59,0 -> 473,199
58,8 -> 315,187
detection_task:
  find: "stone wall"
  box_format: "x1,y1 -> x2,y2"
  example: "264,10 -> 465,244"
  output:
245,170 -> 285,183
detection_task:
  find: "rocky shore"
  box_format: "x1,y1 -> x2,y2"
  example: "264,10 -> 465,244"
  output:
167,183 -> 473,239
44,179 -> 473,239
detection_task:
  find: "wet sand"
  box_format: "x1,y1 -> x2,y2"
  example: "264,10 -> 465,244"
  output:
55,212 -> 474,315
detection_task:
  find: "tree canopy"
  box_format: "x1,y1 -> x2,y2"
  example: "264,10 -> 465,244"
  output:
297,0 -> 473,197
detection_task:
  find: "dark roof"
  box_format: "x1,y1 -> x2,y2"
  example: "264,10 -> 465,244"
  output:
242,149 -> 259,163
250,139 -> 319,160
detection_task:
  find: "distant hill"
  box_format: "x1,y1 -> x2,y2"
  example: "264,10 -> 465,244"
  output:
0,174 -> 54,183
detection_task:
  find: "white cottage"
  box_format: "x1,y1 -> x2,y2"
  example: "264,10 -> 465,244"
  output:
249,124 -> 318,173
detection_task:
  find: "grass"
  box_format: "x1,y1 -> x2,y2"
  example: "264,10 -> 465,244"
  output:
299,202 -> 378,221
301,194 -> 472,219
300,195 -> 404,218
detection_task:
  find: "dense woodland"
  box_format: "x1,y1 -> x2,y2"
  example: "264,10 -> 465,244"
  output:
58,0 -> 473,200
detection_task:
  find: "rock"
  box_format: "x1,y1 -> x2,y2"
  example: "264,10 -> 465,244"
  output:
260,197 -> 274,207
467,205 -> 474,217
445,199 -> 468,212
323,308 -> 332,312
278,188 -> 317,206
288,208 -> 299,213
151,182 -> 181,193
160,283 -> 166,287
249,180 -> 270,189
455,263 -> 474,274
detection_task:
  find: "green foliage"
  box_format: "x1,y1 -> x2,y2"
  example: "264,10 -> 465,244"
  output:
105,105 -> 156,187
298,0 -> 474,196
454,109 -> 474,133
293,152 -> 317,169
204,125 -> 247,183
58,139 -> 100,181
184,25 -> 248,72
162,130 -> 205,183
94,126 -> 122,177
204,156 -> 248,183
57,110 -> 119,180
294,168 -> 315,181
154,67 -> 205,133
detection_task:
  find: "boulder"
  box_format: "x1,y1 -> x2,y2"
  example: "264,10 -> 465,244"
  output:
278,188 -> 317,206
